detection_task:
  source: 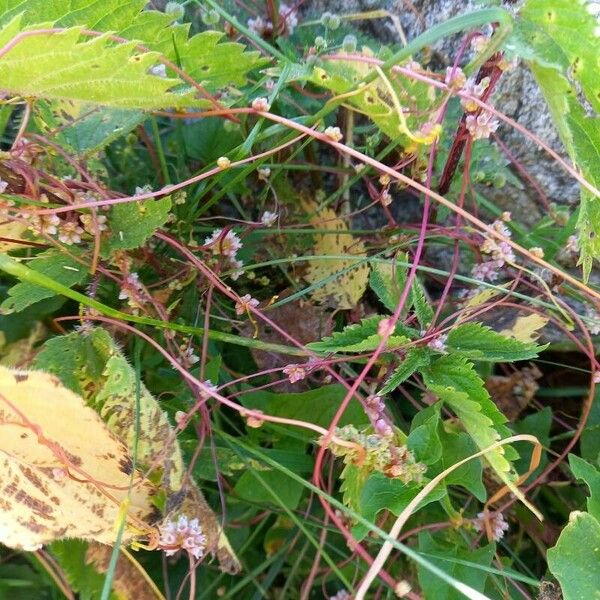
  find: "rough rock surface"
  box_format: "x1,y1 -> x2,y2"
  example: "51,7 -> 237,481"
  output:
302,0 -> 579,214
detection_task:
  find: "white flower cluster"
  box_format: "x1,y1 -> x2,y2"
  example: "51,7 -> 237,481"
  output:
248,3 -> 298,36
474,511 -> 509,542
204,228 -> 244,280
472,218 -> 515,282
158,515 -> 207,560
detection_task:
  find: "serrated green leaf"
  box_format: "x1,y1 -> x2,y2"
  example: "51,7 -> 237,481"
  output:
422,355 -> 517,482
0,249 -> 88,313
34,100 -> 144,156
0,0 -> 265,93
340,462 -> 370,515
379,347 -> 430,394
103,195 -> 171,253
547,511 -> 600,600
306,316 -> 411,353
417,532 -> 496,600
509,0 -> 600,278
369,259 -> 408,313
447,322 -> 543,362
0,17 -> 202,109
410,276 -> 433,328
408,403 -> 442,465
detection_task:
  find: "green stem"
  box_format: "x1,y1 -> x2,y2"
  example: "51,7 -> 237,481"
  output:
0,254 -> 305,356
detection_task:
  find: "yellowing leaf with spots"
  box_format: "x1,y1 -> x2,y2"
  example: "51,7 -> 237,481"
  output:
0,366 -> 156,551
500,314 -> 549,343
0,220 -> 29,253
302,198 -> 369,310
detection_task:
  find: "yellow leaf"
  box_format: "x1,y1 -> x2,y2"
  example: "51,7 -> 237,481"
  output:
302,198 -> 369,309
0,366 -> 156,551
500,314 -> 549,343
0,220 -> 29,252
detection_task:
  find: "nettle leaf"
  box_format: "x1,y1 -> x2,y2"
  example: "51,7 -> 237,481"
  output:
379,347 -> 431,395
34,328 -> 240,573
302,197 -> 369,310
446,322 -> 544,362
307,316 -> 411,353
0,17 -> 202,110
417,532 -> 496,600
103,195 -> 171,254
369,260 -> 408,313
0,249 -> 88,314
509,0 -> 600,278
547,511 -> 600,600
0,365 -> 156,550
34,100 -> 145,157
422,355 -> 517,483
0,0 -> 265,93
410,276 -> 433,328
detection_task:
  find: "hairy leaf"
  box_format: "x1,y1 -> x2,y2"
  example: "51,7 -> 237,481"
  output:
306,316 -> 409,353
369,260 -> 408,313
447,322 -> 543,362
379,347 -> 430,395
0,249 -> 88,313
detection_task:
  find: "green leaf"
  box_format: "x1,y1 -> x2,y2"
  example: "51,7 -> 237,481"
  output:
569,455 -> 600,522
379,347 -> 431,394
446,322 -> 543,362
34,100 -> 144,157
369,259 -> 408,313
1,0 -> 265,93
410,276 -> 434,328
340,462 -> 370,515
0,17 -> 201,109
234,469 -> 305,510
306,316 -> 410,353
422,355 -> 517,483
50,540 -> 114,600
417,532 -> 496,600
0,249 -> 88,313
547,511 -> 600,600
103,195 -> 171,253
408,404 -> 442,465
352,473 -> 445,540
240,385 -> 370,433
509,0 -> 600,278
581,387 -> 600,465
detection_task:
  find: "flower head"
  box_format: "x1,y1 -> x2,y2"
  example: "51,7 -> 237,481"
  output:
158,514 -> 207,559
466,111 -> 499,140
283,364 -> 306,383
260,210 -> 278,227
427,334 -> 448,353
324,126 -> 343,142
474,511 -> 509,542
204,228 -> 242,258
58,221 -> 84,245
235,293 -> 259,315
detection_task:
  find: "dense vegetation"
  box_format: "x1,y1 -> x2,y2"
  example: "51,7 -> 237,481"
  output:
0,1 -> 598,599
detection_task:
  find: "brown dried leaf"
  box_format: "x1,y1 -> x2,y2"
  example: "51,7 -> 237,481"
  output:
485,365 -> 542,421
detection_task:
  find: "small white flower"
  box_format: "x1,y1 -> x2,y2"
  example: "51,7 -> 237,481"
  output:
158,514 -> 207,560
427,334 -> 448,353
445,66 -> 466,89
324,126 -> 343,142
80,214 -> 107,235
58,221 -> 84,245
0,178 -> 8,193
199,379 -> 218,400
593,371 -> 600,384
251,97 -> 270,111
283,364 -> 306,383
260,210 -> 278,227
466,111 -> 499,140
235,293 -> 259,315
529,246 -> 544,259
217,156 -> 231,169
258,167 -> 271,181
380,189 -> 392,206
150,64 -> 167,78
474,511 -> 509,541
204,228 -> 242,258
